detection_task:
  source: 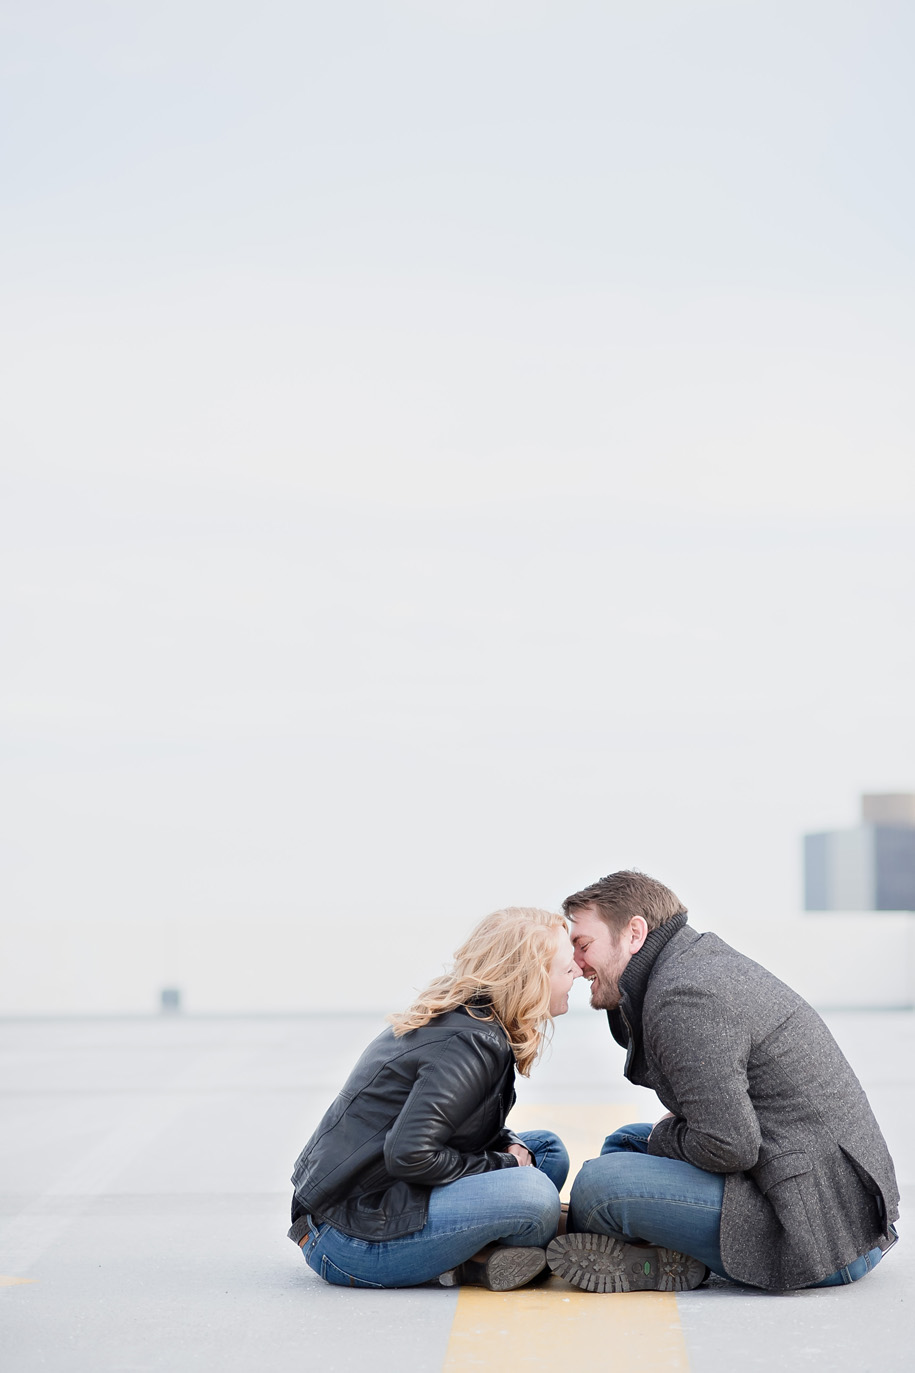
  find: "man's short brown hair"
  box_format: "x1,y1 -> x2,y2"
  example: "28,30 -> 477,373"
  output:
562,870 -> 687,936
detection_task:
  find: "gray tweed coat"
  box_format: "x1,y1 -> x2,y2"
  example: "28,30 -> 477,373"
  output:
611,916 -> 899,1290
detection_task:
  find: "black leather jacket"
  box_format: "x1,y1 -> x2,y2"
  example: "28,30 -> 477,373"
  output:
289,1005 -> 522,1243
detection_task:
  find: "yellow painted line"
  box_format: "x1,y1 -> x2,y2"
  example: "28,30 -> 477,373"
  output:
506,1101 -> 639,1201
0,1275 -> 36,1286
444,1280 -> 688,1371
443,1104 -> 690,1373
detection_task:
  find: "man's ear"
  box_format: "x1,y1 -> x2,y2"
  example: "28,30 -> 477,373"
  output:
628,916 -> 648,954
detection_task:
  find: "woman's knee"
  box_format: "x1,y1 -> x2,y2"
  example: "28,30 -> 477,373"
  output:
517,1129 -> 570,1190
514,1162 -> 561,1207
507,1166 -> 562,1238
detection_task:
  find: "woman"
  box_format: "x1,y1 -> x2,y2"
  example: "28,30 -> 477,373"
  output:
289,906 -> 582,1289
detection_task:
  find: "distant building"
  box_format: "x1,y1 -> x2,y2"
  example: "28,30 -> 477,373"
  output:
804,793 -> 915,911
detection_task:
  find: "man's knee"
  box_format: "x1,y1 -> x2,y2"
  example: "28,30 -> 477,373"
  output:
572,1151 -> 632,1196
568,1153 -> 632,1231
567,1149 -> 676,1236
599,1122 -> 654,1155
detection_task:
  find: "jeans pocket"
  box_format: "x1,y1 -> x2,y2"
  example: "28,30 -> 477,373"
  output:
320,1254 -> 386,1289
300,1219 -> 324,1256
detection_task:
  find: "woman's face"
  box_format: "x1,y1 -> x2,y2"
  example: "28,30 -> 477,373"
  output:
548,928 -> 582,1016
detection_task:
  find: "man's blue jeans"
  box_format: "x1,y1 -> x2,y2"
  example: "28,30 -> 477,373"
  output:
569,1124 -> 885,1289
303,1130 -> 568,1288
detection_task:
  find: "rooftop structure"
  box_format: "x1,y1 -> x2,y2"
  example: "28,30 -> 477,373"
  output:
804,793 -> 915,912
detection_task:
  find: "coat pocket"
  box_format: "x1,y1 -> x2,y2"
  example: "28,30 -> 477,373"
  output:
839,1145 -> 890,1228
752,1152 -> 811,1193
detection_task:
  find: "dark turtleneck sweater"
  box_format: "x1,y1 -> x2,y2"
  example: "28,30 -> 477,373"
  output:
607,910 -> 688,1072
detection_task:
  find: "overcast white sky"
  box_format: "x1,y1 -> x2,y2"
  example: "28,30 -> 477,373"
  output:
2,2 -> 914,999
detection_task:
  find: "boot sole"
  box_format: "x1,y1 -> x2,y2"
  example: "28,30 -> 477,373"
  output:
547,1233 -> 707,1293
439,1246 -> 547,1291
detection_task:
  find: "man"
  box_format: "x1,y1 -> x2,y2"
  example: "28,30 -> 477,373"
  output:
547,871 -> 899,1293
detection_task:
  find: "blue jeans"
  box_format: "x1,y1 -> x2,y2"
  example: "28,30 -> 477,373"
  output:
569,1123 -> 885,1290
303,1130 -> 568,1288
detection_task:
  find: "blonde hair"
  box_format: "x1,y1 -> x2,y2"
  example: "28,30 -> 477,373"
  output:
387,907 -> 567,1076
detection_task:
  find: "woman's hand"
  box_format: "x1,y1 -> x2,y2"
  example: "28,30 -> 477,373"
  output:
506,1143 -> 534,1166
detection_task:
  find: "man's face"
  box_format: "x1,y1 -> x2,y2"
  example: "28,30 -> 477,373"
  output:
570,904 -> 633,1011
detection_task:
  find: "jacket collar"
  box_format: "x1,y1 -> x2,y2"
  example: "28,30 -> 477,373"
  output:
607,911 -> 689,1052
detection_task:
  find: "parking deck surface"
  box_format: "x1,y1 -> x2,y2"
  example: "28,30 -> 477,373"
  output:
1,1010 -> 911,1371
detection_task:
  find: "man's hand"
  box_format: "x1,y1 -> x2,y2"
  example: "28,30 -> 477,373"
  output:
649,1112 -> 675,1141
506,1143 -> 534,1166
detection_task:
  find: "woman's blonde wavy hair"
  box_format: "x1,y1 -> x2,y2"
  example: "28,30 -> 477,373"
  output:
387,907 -> 567,1077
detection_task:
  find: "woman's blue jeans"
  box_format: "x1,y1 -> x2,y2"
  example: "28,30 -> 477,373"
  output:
569,1123 -> 885,1289
303,1130 -> 568,1289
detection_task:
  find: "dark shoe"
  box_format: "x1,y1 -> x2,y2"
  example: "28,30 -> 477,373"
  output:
547,1233 -> 707,1293
438,1246 -> 548,1291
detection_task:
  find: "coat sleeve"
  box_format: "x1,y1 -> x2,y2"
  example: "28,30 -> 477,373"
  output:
645,982 -> 762,1174
490,1128 -> 525,1151
383,1031 -> 519,1184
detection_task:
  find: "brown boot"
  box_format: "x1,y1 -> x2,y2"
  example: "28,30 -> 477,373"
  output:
438,1245 -> 548,1291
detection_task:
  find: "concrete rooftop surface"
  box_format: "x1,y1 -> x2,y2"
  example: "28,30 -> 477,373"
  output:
1,1009 -> 911,1372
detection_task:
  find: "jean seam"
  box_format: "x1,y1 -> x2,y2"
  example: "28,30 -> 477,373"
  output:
324,1221 -> 492,1252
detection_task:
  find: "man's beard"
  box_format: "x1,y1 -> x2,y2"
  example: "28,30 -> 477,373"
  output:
587,942 -> 629,1010
588,976 -> 622,1011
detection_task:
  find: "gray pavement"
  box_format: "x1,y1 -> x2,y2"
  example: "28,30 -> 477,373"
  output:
1,1010 -> 911,1372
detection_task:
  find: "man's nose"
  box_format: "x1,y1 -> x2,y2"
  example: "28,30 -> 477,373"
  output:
571,963 -> 584,980
573,951 -> 588,970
